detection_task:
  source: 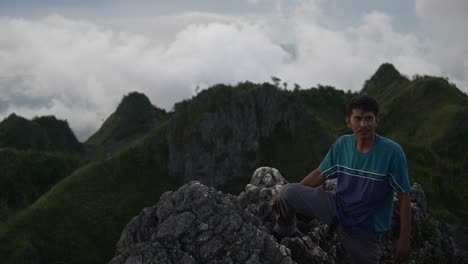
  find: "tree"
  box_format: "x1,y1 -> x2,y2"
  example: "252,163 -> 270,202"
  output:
271,76 -> 281,87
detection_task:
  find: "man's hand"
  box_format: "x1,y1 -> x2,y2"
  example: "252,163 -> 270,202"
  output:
271,195 -> 280,214
394,235 -> 411,262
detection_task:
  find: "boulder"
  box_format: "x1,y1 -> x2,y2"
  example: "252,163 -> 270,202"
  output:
110,181 -> 293,264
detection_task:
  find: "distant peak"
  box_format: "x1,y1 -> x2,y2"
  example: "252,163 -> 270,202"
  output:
375,63 -> 400,76
120,91 -> 151,106
362,63 -> 408,95
116,91 -> 153,114
4,113 -> 26,122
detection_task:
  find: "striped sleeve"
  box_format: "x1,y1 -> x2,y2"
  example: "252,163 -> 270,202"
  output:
319,141 -> 338,179
388,146 -> 410,192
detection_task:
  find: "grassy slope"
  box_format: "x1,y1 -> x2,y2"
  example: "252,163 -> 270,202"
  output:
375,76 -> 468,242
0,149 -> 81,222
86,92 -> 168,146
0,122 -> 180,264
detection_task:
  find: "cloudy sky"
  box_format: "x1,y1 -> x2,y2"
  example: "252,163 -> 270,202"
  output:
0,0 -> 466,141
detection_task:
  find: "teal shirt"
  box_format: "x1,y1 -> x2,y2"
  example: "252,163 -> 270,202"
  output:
319,134 -> 410,240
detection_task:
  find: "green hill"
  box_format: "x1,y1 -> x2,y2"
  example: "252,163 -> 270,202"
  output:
34,116 -> 82,152
0,114 -> 83,223
0,114 -> 81,152
368,72 -> 468,229
0,123 -> 179,263
86,91 -> 169,146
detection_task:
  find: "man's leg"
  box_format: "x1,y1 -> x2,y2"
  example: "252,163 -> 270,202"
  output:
339,227 -> 381,264
274,183 -> 336,237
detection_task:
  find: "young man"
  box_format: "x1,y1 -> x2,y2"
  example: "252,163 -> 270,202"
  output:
273,95 -> 411,263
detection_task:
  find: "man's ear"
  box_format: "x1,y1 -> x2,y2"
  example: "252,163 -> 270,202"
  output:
345,116 -> 351,128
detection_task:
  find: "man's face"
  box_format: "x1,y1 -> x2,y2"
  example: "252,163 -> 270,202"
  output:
346,108 -> 378,140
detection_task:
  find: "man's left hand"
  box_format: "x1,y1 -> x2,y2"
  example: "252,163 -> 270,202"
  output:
394,236 -> 411,262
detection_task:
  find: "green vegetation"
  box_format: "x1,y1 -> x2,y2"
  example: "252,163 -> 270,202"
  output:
0,123 -> 180,263
0,114 -> 81,152
367,72 -> 468,247
255,85 -> 354,183
0,149 -> 81,222
86,91 -> 169,146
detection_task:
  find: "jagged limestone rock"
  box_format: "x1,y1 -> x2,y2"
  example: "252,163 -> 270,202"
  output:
110,168 -> 467,264
110,181 -> 294,264
238,167 -> 287,229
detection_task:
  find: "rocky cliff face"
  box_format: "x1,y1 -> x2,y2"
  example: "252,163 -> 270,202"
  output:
166,84 -> 338,187
109,167 -> 467,264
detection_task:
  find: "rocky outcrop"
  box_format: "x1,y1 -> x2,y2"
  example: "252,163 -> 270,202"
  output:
167,84 -> 298,187
110,167 -> 467,263
166,84 -> 340,187
109,178 -> 294,264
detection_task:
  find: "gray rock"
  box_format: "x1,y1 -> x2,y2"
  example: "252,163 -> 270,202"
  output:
238,167 -> 287,230
110,168 -> 468,264
110,181 -> 294,264
410,183 -> 427,211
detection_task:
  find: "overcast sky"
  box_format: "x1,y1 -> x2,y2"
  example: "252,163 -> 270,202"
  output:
0,0 -> 467,141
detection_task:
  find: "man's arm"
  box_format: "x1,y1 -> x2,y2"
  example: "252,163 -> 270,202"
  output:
394,192 -> 412,261
300,169 -> 325,187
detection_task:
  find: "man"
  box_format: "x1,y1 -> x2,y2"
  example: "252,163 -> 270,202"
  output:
272,95 -> 411,263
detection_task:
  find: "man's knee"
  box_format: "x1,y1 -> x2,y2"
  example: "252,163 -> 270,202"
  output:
279,183 -> 301,202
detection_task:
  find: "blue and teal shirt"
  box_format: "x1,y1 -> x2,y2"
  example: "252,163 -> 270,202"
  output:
319,134 -> 410,240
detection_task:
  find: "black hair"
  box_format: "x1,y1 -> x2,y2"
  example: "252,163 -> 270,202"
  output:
346,94 -> 379,117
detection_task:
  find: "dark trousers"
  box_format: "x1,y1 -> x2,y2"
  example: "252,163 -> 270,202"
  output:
275,183 -> 381,264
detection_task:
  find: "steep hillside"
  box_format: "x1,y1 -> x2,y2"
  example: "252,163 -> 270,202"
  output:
0,149 -> 80,222
364,66 -> 468,241
0,114 -> 81,152
0,114 -> 83,222
362,62 -> 410,102
0,122 -> 179,264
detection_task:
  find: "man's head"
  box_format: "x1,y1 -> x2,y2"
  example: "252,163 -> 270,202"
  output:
345,95 -> 379,140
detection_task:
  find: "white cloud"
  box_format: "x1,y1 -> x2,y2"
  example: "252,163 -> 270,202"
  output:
415,0 -> 468,90
0,0 -> 465,141
0,14 -> 289,141
268,4 -> 440,90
